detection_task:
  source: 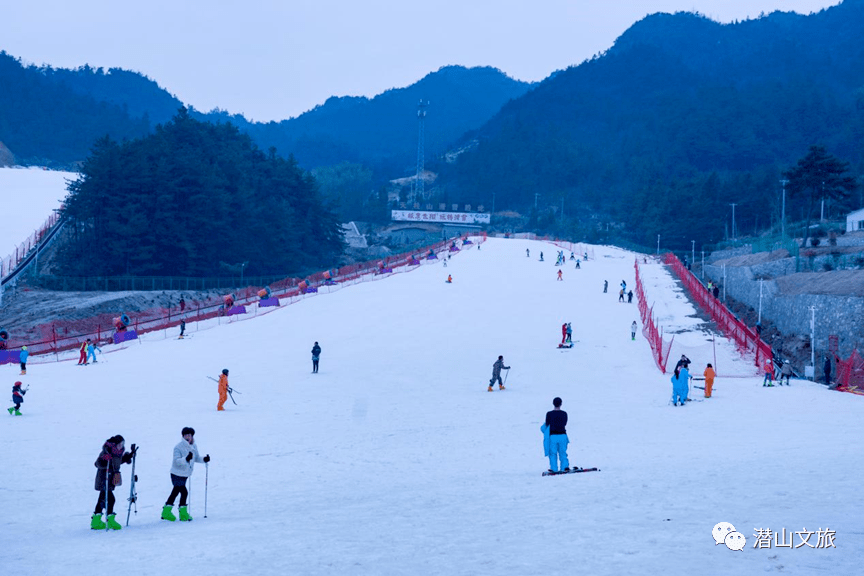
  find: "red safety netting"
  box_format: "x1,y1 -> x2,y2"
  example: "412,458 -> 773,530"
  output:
634,258 -> 673,373
10,232 -> 486,362
836,349 -> 864,395
663,252 -> 772,372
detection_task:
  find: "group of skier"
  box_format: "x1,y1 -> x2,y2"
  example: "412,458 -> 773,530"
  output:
89,427 -> 210,530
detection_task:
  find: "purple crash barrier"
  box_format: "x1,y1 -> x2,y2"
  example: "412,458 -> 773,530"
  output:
449,247 -> 460,253
463,239 -> 473,245
227,305 -> 247,316
426,253 -> 438,260
0,351 -> 21,365
305,287 -> 318,294
323,280 -> 338,286
259,297 -> 280,308
376,268 -> 393,275
408,259 -> 420,266
113,330 -> 139,345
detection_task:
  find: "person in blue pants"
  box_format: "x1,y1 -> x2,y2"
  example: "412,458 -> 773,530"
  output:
671,365 -> 690,406
541,397 -> 570,472
87,339 -> 102,364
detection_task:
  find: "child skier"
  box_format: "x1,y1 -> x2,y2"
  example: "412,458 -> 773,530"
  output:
763,358 -> 775,387
311,342 -> 321,373
217,369 -> 229,411
627,290 -> 633,303
446,275 -> 453,283
8,381 -> 26,415
91,435 -> 135,530
541,397 -> 570,473
19,346 -> 28,375
557,270 -> 563,281
87,339 -> 101,364
488,355 -> 510,391
631,321 -> 637,341
703,363 -> 716,398
161,427 -> 210,522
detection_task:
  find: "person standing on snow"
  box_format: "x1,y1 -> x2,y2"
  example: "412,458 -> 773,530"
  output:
631,321 -> 637,341
179,318 -> 186,339
526,248 -> 530,258
618,288 -> 625,302
541,397 -> 570,473
557,270 -> 563,281
161,427 -> 210,522
488,355 -> 510,391
77,341 -> 88,365
703,363 -> 716,398
823,356 -> 832,387
780,360 -> 792,386
8,381 -> 26,415
561,323 -> 568,345
565,323 -> 573,343
603,280 -> 608,293
762,358 -> 775,387
311,342 -> 321,373
217,369 -> 230,411
19,346 -> 28,375
91,435 -> 135,530
671,364 -> 690,406
87,339 -> 102,364
627,290 -> 633,303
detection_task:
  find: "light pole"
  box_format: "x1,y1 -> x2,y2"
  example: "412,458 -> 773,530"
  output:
729,203 -> 738,241
701,250 -> 705,280
757,279 -> 763,324
809,305 -> 816,378
656,234 -> 660,255
780,179 -> 788,239
691,240 -> 695,269
722,264 -> 727,302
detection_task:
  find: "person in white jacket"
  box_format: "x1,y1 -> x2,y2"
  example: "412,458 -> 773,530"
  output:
161,427 -> 210,522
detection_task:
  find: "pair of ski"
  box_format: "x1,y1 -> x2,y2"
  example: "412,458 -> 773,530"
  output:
205,376 -> 241,405
542,467 -> 599,477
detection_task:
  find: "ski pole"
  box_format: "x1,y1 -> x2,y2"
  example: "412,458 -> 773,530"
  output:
126,445 -> 139,527
104,461 -> 109,532
503,368 -> 510,387
204,462 -> 209,518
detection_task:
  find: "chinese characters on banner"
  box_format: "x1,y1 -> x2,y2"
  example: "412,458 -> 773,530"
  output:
391,210 -> 491,225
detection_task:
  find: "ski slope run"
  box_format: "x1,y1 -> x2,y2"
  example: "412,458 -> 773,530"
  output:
2,238 -> 861,575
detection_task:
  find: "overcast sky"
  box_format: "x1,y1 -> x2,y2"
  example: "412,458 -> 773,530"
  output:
1,0 -> 842,121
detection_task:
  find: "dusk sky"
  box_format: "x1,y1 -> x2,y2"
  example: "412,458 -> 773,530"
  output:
1,0 -> 842,121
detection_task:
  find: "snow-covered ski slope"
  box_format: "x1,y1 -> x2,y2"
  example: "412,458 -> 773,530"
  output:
0,167 -> 75,248
3,239 -> 862,575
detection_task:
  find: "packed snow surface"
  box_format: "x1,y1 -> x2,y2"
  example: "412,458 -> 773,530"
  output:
2,239 -> 861,575
0,167 -> 76,250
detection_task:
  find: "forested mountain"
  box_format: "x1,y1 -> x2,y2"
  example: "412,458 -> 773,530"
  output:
435,0 -> 864,249
0,54 -> 531,177
60,109 -> 344,277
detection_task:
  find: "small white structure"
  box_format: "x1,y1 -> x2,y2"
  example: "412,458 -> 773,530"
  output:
846,208 -> 864,232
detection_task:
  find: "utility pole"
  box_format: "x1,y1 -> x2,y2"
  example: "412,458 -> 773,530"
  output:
691,240 -> 695,269
820,181 -> 825,222
656,234 -> 660,255
809,305 -> 816,377
780,179 -> 788,238
729,203 -> 738,241
757,279 -> 763,324
413,100 -> 429,205
701,250 -> 705,280
722,264 -> 727,302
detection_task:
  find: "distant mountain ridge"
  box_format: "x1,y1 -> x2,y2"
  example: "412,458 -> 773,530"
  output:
0,54 -> 533,175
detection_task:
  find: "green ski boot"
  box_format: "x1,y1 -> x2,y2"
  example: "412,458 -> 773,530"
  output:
90,514 -> 106,530
106,514 -> 122,530
161,505 -> 176,521
178,505 -> 192,522
13,409 -> 21,416
6,407 -> 12,415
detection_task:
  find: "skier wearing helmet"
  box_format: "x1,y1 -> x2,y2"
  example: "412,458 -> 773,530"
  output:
217,369 -> 229,411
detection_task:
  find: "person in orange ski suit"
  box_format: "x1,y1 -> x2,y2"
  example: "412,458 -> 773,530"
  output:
217,369 -> 229,411
703,363 -> 716,398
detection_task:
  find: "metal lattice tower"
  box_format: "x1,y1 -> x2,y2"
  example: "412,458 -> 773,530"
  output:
413,100 -> 429,204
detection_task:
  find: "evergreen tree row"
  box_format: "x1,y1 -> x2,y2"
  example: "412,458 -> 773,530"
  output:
60,109 -> 344,278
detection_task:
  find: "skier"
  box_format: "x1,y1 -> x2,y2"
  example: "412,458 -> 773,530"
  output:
541,397 -> 570,473
823,356 -> 832,387
618,289 -> 625,302
627,290 -> 633,303
179,296 -> 186,312
526,249 -> 530,258
779,360 -> 792,386
762,358 -> 775,387
703,363 -> 716,398
603,280 -> 608,293
311,342 -> 321,373
575,260 -> 581,269
561,323 -> 567,345
539,252 -> 544,262
19,346 -> 28,375
675,354 -> 691,372
671,364 -> 690,406
443,260 -> 447,268
620,280 -> 627,293
557,270 -> 563,281
179,318 -> 186,339
565,323 -> 572,343
161,427 -> 209,522
217,369 -> 229,411
446,275 -> 453,283
631,321 -> 637,341
569,252 -> 575,261
488,355 -> 510,391
712,285 -> 720,299
91,435 -> 135,530
87,339 -> 102,364
77,341 -> 88,365
8,381 -> 26,415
